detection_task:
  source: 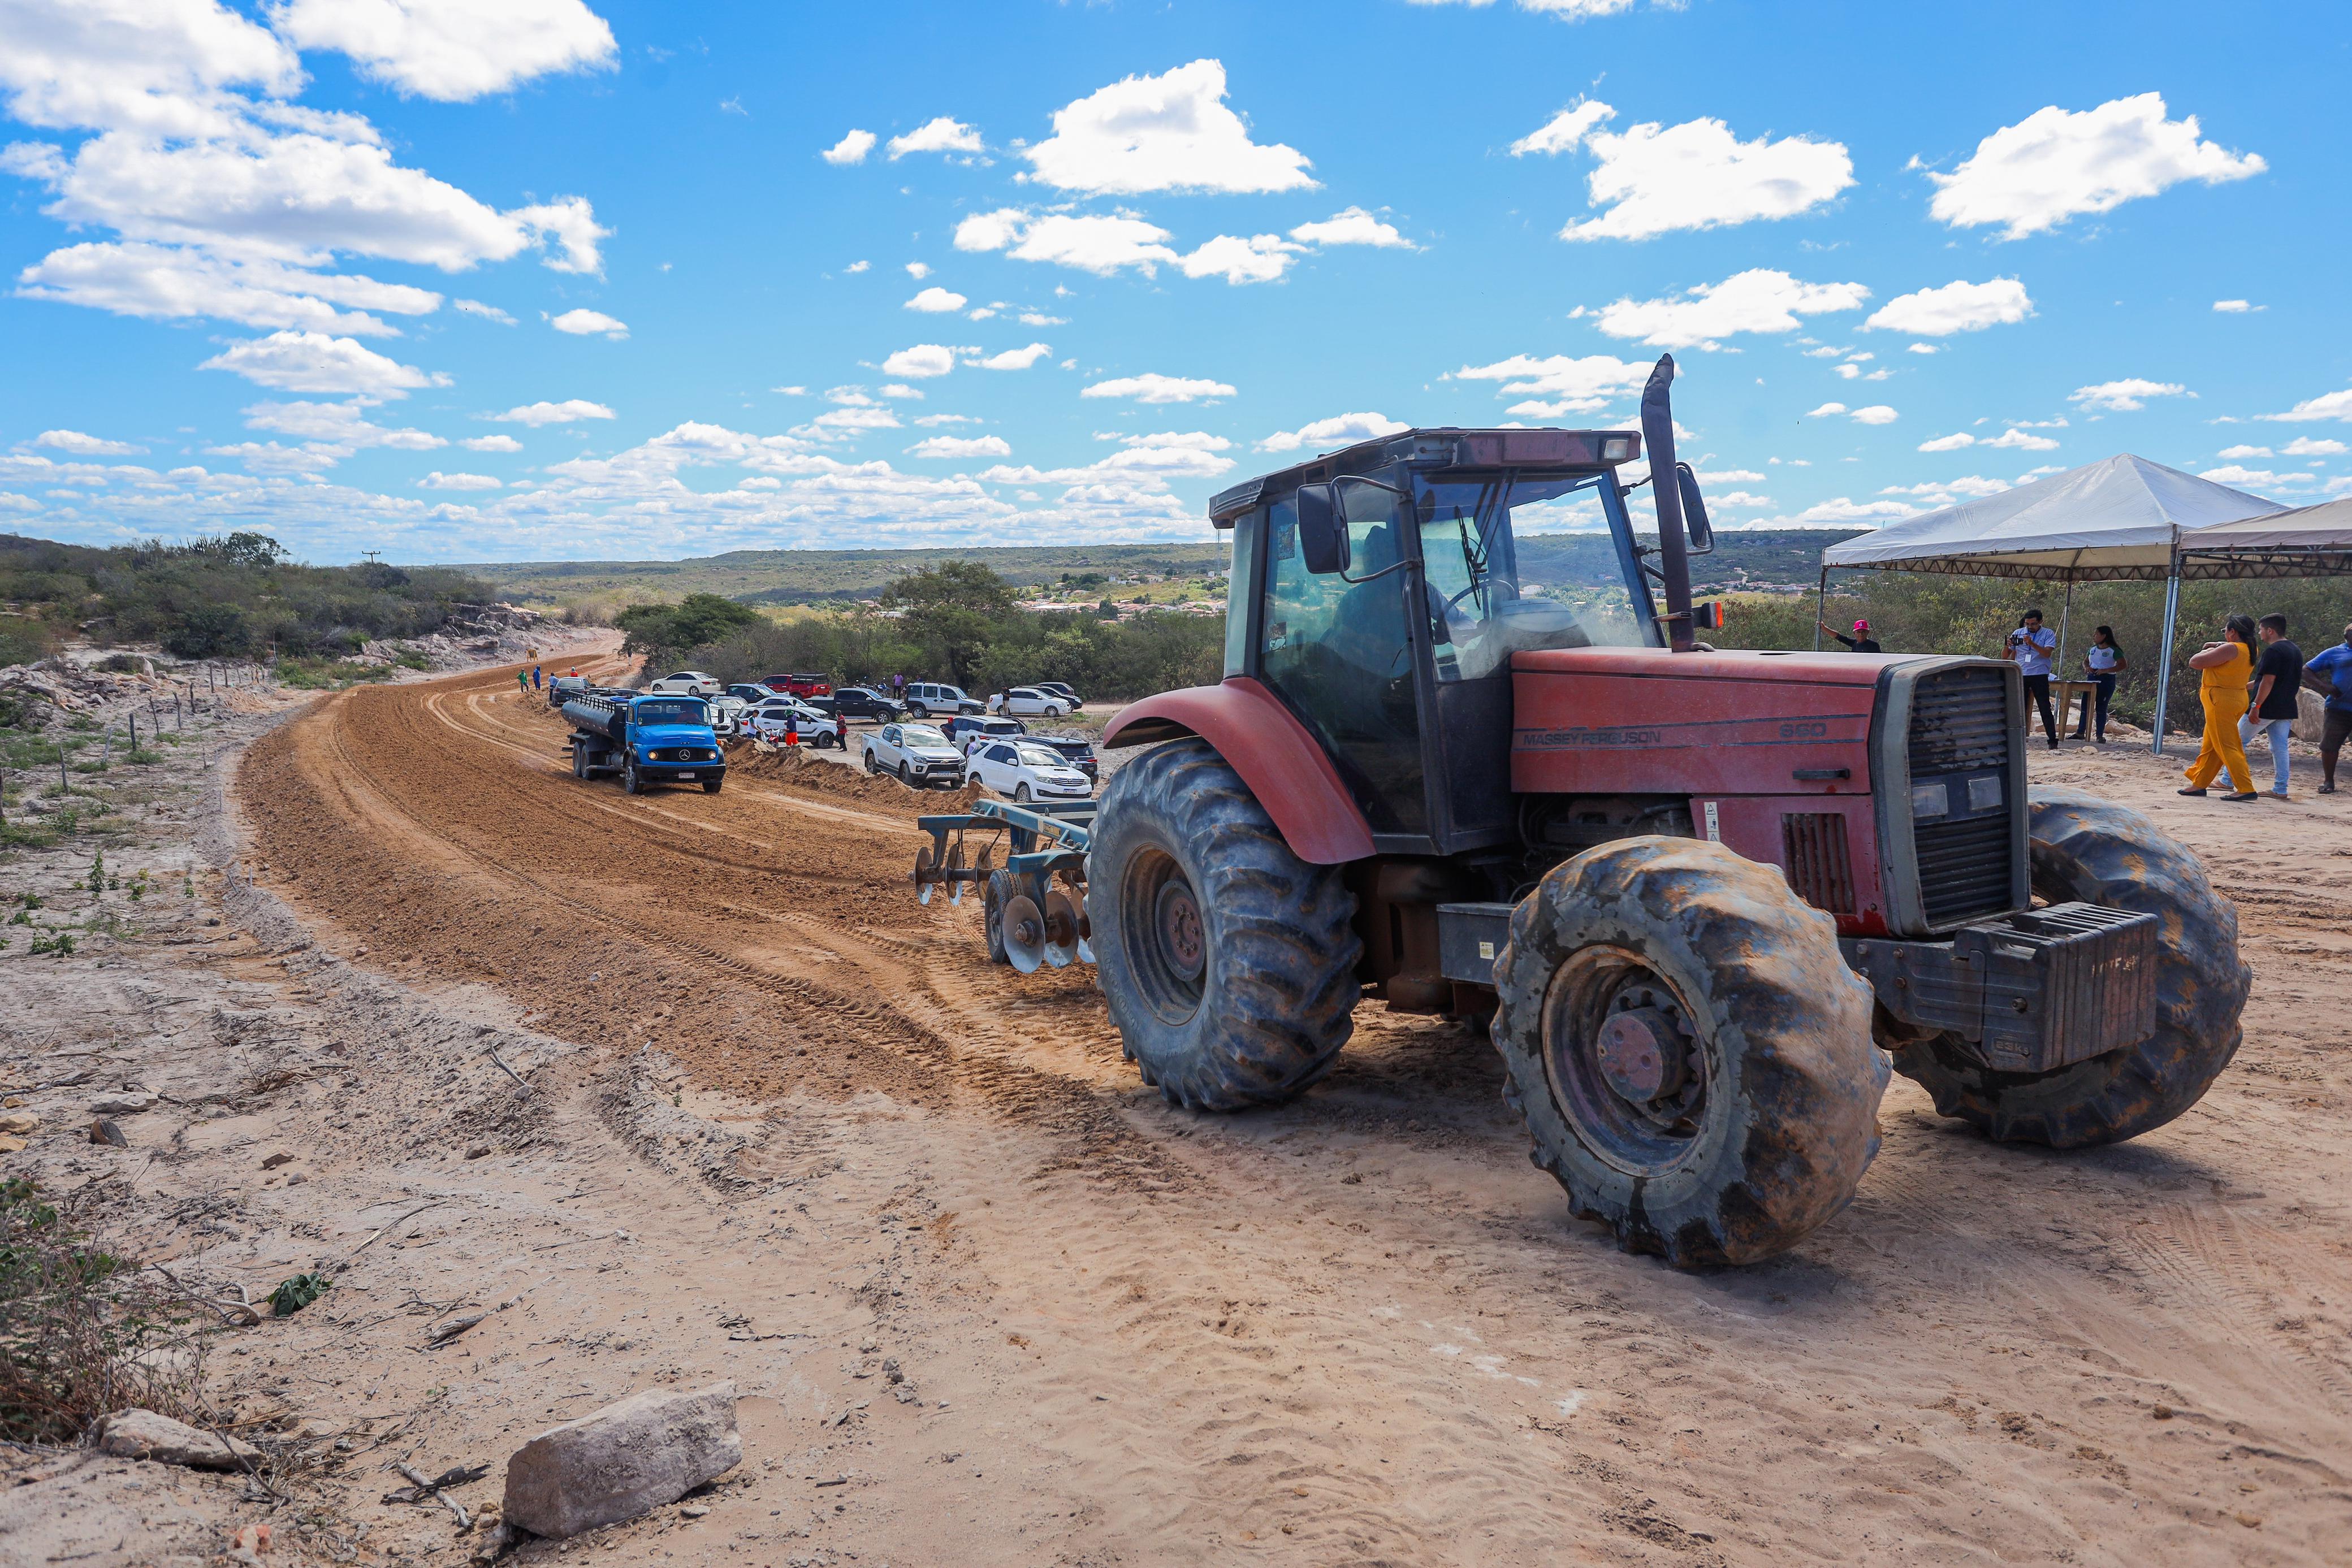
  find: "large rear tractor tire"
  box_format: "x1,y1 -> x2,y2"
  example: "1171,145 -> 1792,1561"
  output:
1086,738 -> 1361,1112
1491,837 -> 1887,1267
1888,787 -> 2250,1147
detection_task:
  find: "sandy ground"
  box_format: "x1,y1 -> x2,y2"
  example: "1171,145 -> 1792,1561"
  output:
3,655 -> 2349,1567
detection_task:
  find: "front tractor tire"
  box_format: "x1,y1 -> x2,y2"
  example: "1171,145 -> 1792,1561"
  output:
1888,787 -> 2250,1147
1086,738 -> 1362,1112
1491,838 -> 1888,1267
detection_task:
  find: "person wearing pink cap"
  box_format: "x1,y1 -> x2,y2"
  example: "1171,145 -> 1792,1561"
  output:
1818,617 -> 1882,653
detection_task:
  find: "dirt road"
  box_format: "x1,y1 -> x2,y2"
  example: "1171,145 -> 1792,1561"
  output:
230,661 -> 2352,1564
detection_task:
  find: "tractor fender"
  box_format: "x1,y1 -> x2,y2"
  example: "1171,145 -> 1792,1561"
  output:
1102,677 -> 1374,865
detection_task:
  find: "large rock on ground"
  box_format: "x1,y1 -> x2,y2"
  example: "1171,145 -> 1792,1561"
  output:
97,1409 -> 262,1469
501,1382 -> 740,1539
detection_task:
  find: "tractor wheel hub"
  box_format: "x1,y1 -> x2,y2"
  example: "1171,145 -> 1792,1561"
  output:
1596,1006 -> 1688,1103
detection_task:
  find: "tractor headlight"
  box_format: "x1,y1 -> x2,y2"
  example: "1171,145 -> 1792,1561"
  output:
1601,436 -> 1635,462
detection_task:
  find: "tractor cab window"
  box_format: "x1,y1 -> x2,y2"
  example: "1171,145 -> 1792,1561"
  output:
1412,473 -> 1646,681
1261,490 -> 1427,834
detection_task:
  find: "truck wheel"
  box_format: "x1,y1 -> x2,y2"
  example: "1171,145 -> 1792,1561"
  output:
1086,738 -> 1361,1112
622,759 -> 643,795
983,869 -> 1014,964
570,743 -> 585,780
1887,786 -> 2250,1147
1491,837 -> 1886,1267
702,778 -> 723,794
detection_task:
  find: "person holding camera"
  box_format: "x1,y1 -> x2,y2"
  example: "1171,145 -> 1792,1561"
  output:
2000,609 -> 2061,749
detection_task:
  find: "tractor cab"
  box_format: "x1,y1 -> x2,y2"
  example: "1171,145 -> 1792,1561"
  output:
1207,426 -> 1698,856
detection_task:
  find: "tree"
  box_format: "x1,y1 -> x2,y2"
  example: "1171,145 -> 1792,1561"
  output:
878,562 -> 1018,687
616,593 -> 762,666
161,603 -> 250,658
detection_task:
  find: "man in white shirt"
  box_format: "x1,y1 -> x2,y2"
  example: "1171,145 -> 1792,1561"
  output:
2000,608 -> 2061,750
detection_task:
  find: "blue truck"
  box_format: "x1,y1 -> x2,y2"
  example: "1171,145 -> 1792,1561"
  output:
561,690 -> 727,795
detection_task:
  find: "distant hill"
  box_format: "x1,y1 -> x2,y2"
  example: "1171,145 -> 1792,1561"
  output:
462,528 -> 1867,609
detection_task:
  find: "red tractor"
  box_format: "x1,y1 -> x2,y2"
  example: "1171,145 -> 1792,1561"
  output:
1079,355 -> 2248,1266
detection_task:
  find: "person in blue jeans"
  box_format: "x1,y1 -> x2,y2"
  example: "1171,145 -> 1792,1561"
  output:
2238,613 -> 2304,799
2072,625 -> 2126,742
2000,608 -> 2061,748
2302,620 -> 2352,795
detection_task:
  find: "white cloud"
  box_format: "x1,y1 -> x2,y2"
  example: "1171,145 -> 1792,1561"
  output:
905,286 -> 967,313
492,399 -> 614,426
1451,353 -> 1652,410
1259,413 -> 1408,453
241,399 -> 442,455
822,128 -> 876,166
979,429 -> 1236,487
2217,444 -> 2272,460
906,435 -> 1012,460
1788,497 -> 1923,523
882,344 -> 958,379
2284,437 -> 2346,456
905,261 -> 931,280
1882,475 -> 2012,500
2212,298 -> 2259,313
417,470 -> 504,490
825,387 -> 876,406
15,241 -> 442,335
2256,384 -> 2352,423
1984,427 -> 2060,451
974,342 -> 1052,370
912,414 -> 979,427
1175,232 -> 1302,285
877,384 -> 924,400
199,330 -> 442,394
203,439 -> 341,475
1537,104 -> 1853,241
844,260 -> 870,274
1287,207 -> 1410,248
1851,405 -> 1898,425
461,434 -> 522,452
1080,373 -> 1236,405
453,297 -> 513,323
1907,343 -> 1939,354
2198,466 -> 2286,487
267,0 -> 617,102
1863,278 -> 2033,336
1509,100 -> 1615,158
956,210 -> 1178,276
1918,433 -> 1975,452
1710,491 -> 1771,508
1695,467 -> 1765,484
1018,312 -> 1066,327
1022,59 -> 1312,196
33,429 -> 144,456
1588,269 -> 1868,349
549,306 -> 626,337
1922,93 -> 2265,239
2069,378 -> 2187,413
800,406 -> 900,436
886,117 -> 984,160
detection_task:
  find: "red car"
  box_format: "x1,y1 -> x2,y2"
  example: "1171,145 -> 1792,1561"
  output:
760,672 -> 832,698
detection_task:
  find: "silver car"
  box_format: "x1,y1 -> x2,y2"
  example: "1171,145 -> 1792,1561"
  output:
862,722 -> 967,788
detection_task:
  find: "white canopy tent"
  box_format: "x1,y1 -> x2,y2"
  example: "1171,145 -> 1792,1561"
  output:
1814,455 -> 2293,753
2176,493 -> 2352,577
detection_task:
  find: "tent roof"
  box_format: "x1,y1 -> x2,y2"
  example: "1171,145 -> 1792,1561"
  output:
1820,454 -> 2284,581
2177,494 -> 2352,576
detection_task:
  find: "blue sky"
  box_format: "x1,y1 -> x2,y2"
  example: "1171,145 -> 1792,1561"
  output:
5,0 -> 2349,564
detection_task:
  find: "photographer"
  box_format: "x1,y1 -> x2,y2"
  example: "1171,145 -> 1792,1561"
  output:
1999,608 -> 2061,749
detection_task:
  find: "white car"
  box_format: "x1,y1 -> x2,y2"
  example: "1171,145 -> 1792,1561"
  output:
707,694 -> 750,734
967,739 -> 1093,803
902,681 -> 984,718
749,697 -> 840,747
863,722 -> 968,788
991,686 -> 1073,718
647,669 -> 723,697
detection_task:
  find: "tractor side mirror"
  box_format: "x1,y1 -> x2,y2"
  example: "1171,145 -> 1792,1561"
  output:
1294,483 -> 1351,575
1675,462 -> 1715,555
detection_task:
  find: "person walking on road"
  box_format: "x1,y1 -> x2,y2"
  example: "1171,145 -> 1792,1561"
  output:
531,664 -> 542,690
517,667 -> 530,696
2303,621 -> 2352,794
2001,609 -> 2061,749
2239,613 -> 2304,799
1819,617 -> 1882,653
2073,626 -> 2127,743
2180,614 -> 2260,801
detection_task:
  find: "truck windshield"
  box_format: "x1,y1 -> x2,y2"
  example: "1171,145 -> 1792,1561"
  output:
1411,473 -> 1646,681
632,700 -> 708,726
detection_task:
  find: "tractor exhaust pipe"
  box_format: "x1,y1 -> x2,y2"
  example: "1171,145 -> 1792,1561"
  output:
1639,353 -> 1697,652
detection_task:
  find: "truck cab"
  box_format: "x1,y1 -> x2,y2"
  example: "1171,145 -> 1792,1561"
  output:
564,692 -> 727,794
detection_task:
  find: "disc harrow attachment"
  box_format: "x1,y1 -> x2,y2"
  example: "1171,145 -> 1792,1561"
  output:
914,799 -> 1096,971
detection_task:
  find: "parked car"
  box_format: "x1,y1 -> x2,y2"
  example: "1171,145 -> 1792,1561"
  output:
863,722 -> 967,788
825,686 -> 905,724
966,738 -> 1093,803
547,673 -> 591,708
902,681 -> 984,718
724,683 -> 772,707
942,714 -> 1026,750
760,672 -> 833,699
748,697 -> 840,747
991,686 -> 1074,718
647,670 -> 723,696
1027,731 -> 1099,782
707,694 -> 751,735
1034,681 -> 1082,708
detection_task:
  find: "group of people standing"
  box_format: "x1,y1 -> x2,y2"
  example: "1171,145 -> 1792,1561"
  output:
2180,614 -> 2351,802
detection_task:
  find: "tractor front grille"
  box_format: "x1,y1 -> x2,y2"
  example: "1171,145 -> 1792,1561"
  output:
1904,666 -> 2020,929
1782,813 -> 1856,915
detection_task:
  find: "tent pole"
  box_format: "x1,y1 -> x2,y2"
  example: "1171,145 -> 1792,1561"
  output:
2151,568 -> 2181,757
1813,567 -> 1828,651
2057,579 -> 2074,675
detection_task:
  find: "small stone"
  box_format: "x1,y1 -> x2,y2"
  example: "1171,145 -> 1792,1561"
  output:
466,1145 -> 492,1160
680,1505 -> 708,1518
98,1409 -> 263,1470
90,1092 -> 157,1116
89,1118 -> 129,1147
0,1111 -> 37,1134
260,1152 -> 295,1169
501,1383 -> 741,1539
2152,1405 -> 2174,1420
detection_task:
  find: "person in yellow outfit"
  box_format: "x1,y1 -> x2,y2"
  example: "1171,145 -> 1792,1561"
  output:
2180,614 -> 2260,802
